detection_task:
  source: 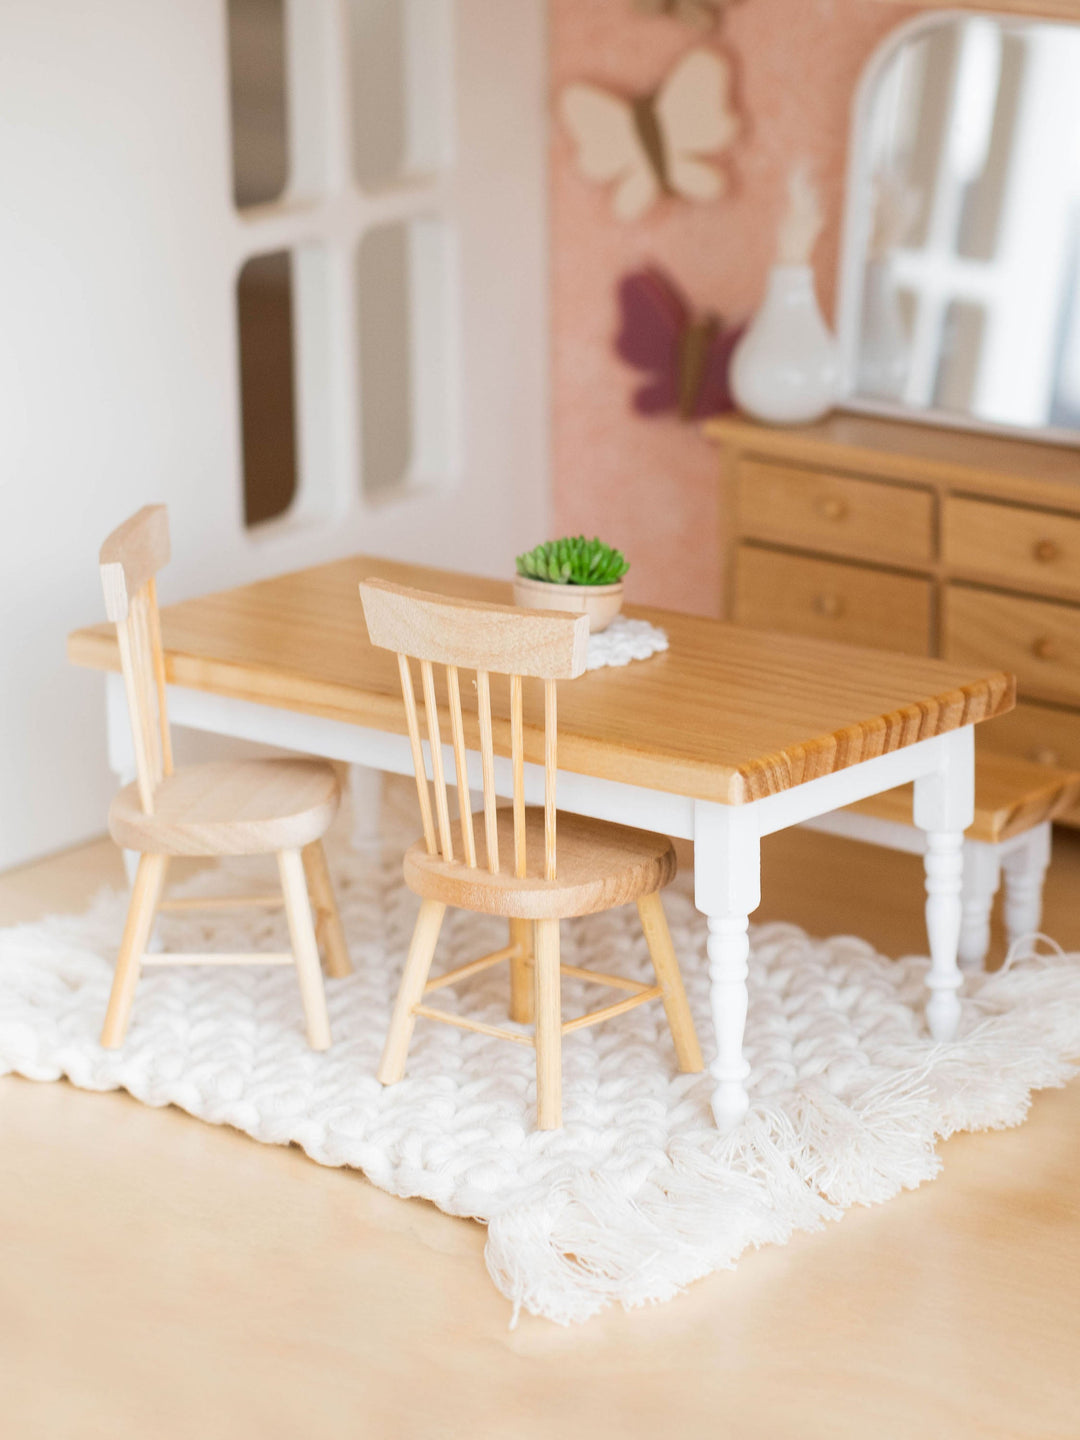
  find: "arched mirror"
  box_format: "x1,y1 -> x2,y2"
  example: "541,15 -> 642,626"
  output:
837,11 -> 1080,443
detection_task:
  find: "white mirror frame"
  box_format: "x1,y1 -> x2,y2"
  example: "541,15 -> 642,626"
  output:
835,7 -> 1080,448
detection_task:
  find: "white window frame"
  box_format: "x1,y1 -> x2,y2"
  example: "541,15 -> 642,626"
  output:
229,0 -> 462,538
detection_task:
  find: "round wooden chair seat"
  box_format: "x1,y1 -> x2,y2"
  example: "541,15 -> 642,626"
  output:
403,807 -> 677,919
109,759 -> 341,856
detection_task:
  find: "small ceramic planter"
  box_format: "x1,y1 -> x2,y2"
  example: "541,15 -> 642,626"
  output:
513,575 -> 624,632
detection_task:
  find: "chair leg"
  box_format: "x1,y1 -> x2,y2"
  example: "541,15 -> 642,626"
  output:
508,917 -> 535,1024
278,849 -> 332,1051
301,840 -> 352,978
534,918 -> 562,1130
378,899 -> 445,1085
636,891 -> 703,1073
101,853 -> 168,1048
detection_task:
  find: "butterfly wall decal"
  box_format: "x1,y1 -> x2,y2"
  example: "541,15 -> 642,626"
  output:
615,266 -> 743,420
559,48 -> 739,222
631,0 -> 733,29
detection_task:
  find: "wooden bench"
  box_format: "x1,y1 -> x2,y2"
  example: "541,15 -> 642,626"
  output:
803,752 -> 1080,969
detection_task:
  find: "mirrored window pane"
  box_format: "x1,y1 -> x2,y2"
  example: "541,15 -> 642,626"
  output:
850,14 -> 1080,435
956,33 -> 1024,263
237,251 -> 298,525
227,0 -> 290,208
349,0 -> 453,189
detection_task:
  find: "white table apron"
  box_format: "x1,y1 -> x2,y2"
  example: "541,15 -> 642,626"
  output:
105,674 -> 976,1132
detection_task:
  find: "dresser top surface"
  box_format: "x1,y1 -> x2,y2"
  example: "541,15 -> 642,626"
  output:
706,412 -> 1080,494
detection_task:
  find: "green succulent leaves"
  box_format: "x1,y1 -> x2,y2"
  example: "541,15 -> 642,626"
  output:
515,536 -> 630,587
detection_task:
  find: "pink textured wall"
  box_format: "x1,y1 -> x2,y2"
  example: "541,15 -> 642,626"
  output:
549,0 -> 915,613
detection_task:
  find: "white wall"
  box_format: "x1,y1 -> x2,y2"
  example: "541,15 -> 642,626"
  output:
0,0 -> 549,870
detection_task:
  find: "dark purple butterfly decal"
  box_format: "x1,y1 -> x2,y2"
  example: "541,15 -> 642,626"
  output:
615,266 -> 743,420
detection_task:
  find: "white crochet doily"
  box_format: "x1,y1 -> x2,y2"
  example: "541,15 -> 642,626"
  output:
1,821 -> 1079,1325
585,615 -> 667,670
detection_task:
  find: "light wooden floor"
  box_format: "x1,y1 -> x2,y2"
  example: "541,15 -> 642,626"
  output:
2,806 -> 1080,1440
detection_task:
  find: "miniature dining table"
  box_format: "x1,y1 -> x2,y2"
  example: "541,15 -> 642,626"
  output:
68,555 -> 1014,1130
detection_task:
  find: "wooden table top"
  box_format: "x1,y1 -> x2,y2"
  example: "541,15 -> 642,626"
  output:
68,556 -> 1015,805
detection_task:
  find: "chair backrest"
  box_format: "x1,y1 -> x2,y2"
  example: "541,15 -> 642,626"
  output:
359,580 -> 589,881
99,505 -> 173,814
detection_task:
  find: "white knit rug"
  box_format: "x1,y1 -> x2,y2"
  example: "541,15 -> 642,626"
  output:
2,827 -> 1079,1325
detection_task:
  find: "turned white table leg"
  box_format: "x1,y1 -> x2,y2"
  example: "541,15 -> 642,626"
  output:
706,915 -> 752,1130
924,831 -> 965,1037
958,840 -> 1000,972
914,727 -> 975,1042
1002,822 -> 1051,950
694,801 -> 761,1132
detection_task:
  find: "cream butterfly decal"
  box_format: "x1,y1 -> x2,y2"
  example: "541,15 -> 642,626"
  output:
558,48 -> 739,222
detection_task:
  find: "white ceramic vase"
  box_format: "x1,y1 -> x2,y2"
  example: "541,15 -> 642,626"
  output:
731,263 -> 840,425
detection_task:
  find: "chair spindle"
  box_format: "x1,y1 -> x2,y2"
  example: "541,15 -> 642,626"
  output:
446,664 -> 476,868
147,577 -> 173,777
544,680 -> 557,882
510,673 -> 526,879
420,658 -> 454,863
476,669 -> 500,874
116,603 -> 155,813
134,588 -> 163,787
398,653 -> 437,855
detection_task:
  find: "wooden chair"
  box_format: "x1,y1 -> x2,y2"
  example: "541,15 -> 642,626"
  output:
359,578 -> 703,1130
98,505 -> 351,1051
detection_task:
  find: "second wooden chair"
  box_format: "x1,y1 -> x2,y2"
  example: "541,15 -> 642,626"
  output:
97,505 -> 351,1051
359,578 -> 703,1130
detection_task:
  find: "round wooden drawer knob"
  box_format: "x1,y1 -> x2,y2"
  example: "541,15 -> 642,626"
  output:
1032,635 -> 1057,661
816,497 -> 848,522
813,592 -> 844,618
1033,539 -> 1060,563
1031,747 -> 1060,766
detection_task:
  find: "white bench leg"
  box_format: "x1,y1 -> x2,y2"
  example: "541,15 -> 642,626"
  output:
1001,822 -> 1052,951
959,840 -> 1001,973
914,728 -> 975,1041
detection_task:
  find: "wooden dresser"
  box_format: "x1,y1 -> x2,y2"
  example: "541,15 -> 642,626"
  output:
707,412 -> 1080,823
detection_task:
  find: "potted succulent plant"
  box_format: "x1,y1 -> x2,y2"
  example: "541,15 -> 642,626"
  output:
513,536 -> 629,632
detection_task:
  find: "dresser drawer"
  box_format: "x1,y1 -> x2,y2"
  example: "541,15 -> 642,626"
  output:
737,459 -> 935,567
734,546 -> 933,656
945,584 -> 1080,708
944,496 -> 1080,600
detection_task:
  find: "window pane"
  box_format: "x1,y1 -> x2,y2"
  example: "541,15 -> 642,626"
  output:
228,0 -> 289,207
348,0 -> 453,189
236,251 -> 298,525
357,219 -> 457,496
